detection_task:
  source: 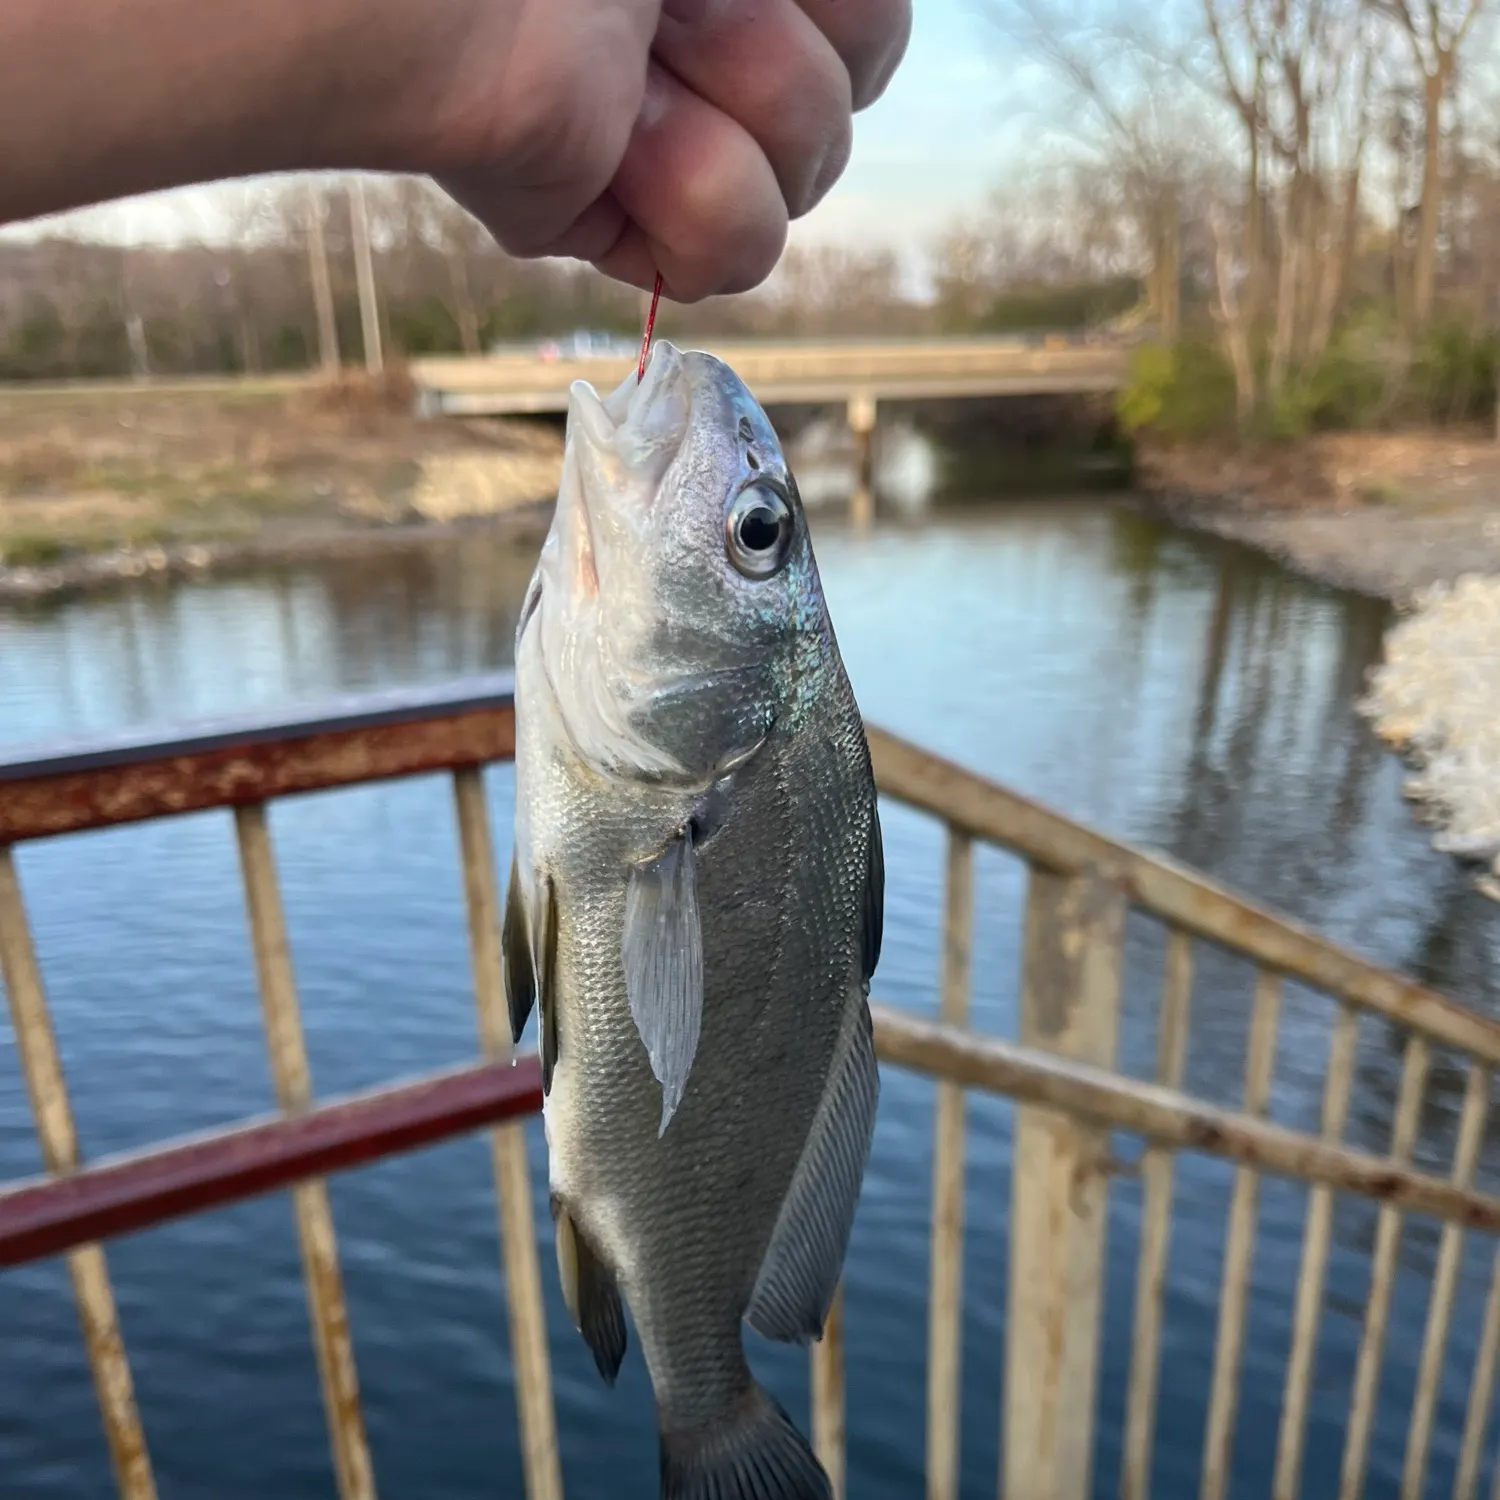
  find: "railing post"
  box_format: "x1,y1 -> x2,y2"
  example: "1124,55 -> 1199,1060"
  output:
847,391 -> 877,532
1004,864 -> 1126,1500
0,848 -> 157,1500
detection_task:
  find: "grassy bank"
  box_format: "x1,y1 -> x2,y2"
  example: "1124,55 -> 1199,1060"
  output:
1119,322 -> 1500,600
0,371 -> 564,592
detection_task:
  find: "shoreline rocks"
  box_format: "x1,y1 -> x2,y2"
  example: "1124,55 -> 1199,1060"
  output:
1355,573 -> 1500,898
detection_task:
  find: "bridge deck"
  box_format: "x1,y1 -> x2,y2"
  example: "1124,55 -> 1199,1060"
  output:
409,338 -> 1130,416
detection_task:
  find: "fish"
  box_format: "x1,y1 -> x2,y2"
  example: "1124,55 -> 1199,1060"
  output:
502,338 -> 884,1500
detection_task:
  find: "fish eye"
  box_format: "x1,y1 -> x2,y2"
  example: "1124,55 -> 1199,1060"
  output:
725,482 -> 794,580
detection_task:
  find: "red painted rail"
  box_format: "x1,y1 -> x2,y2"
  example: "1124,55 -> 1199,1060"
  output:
0,673 -> 518,843
0,1055 -> 544,1268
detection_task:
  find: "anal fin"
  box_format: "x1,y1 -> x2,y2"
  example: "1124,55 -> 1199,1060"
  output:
622,824 -> 703,1135
551,1195 -> 627,1385
746,996 -> 879,1345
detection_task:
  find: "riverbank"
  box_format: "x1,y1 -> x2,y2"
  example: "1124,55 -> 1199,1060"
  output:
1135,427 -> 1500,903
1134,428 -> 1500,602
0,375 -> 563,601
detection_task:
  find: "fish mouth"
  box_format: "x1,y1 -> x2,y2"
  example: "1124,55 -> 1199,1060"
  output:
568,339 -> 691,479
554,340 -> 692,604
530,342 -> 702,784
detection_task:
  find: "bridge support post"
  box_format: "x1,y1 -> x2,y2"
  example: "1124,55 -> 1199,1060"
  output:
846,391 -> 877,531
1004,863 -> 1125,1500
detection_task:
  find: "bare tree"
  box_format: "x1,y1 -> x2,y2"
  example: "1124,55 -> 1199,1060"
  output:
1370,0 -> 1489,326
303,180 -> 340,374
984,0 -> 1207,339
347,176 -> 384,374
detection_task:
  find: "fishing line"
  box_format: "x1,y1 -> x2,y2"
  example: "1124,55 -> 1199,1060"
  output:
637,272 -> 664,383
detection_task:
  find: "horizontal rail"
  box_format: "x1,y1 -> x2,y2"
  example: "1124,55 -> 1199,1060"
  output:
0,675 -> 519,782
867,727 -> 1500,1067
0,677 -> 517,843
0,1057 -> 543,1267
12,1004 -> 1499,1273
869,1007 -> 1500,1232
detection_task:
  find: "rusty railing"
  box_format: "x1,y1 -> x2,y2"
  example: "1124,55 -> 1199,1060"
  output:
3,677 -> 1500,1500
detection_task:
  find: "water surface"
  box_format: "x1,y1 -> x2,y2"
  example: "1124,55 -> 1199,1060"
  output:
3,499 -> 1499,1500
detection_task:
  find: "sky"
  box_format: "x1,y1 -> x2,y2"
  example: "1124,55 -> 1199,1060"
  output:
0,0 -> 1042,271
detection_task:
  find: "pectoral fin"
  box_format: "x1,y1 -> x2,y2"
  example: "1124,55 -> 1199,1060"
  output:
622,824 -> 704,1136
501,855 -> 560,1093
552,1195 -> 627,1385
747,996 -> 880,1345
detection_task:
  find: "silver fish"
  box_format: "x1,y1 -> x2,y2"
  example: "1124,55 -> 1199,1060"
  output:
503,340 -> 883,1500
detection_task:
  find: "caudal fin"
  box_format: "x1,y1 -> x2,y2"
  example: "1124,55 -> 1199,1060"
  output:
660,1384 -> 831,1500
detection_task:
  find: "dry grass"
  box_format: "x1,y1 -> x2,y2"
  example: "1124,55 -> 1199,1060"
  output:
1138,426 -> 1500,513
0,377 -> 563,567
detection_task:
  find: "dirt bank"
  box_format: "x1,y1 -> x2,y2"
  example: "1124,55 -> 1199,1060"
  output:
0,374 -> 563,602
1135,428 -> 1500,602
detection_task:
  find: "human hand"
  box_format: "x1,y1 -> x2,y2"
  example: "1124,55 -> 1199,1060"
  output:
409,0 -> 912,302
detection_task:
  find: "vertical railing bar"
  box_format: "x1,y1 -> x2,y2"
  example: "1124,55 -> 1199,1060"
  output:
452,768 -> 564,1500
1004,862 -> 1127,1500
1200,966 -> 1283,1500
0,848 -> 157,1500
1401,1060 -> 1491,1500
1454,1243 -> 1500,1500
1121,926 -> 1194,1500
233,803 -> 375,1500
926,828 -> 974,1500
813,1283 -> 847,1500
1339,1032 -> 1431,1500
1272,1000 -> 1360,1500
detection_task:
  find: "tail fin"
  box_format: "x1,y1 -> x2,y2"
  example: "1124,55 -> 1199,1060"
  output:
660,1383 -> 831,1500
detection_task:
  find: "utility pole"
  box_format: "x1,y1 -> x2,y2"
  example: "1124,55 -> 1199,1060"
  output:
349,176 -> 383,375
303,180 -> 340,376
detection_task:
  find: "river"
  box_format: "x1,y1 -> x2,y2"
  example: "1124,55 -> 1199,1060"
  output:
3,498 -> 1499,1500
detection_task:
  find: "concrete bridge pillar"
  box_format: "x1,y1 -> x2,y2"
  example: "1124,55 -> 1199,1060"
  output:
846,391 -> 877,532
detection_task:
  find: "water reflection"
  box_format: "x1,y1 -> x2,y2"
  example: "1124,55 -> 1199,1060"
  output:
4,499 -> 1500,1500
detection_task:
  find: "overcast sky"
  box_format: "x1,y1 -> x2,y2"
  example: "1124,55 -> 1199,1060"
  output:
0,0 -> 1043,269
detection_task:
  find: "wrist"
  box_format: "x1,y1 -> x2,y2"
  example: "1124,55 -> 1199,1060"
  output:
0,0 -> 499,226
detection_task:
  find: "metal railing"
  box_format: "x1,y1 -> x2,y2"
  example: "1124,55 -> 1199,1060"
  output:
3,677 -> 1500,1500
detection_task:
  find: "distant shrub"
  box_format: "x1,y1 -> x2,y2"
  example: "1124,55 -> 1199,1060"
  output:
0,534 -> 70,568
979,276 -> 1140,333
1116,340 -> 1238,440
1410,322 -> 1499,425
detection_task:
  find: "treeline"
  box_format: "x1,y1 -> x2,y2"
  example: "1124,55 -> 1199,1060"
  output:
975,0 -> 1500,435
0,175 -> 931,383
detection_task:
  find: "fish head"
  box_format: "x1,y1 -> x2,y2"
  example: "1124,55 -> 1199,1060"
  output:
526,340 -> 825,786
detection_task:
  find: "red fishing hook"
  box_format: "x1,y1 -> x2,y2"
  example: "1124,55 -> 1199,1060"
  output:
636,272 -> 663,383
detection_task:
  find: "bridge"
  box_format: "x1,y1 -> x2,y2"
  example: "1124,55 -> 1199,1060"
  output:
409,338 -> 1131,524
408,337 -> 1129,419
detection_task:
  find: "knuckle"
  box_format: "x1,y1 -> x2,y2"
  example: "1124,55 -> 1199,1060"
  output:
763,47 -> 853,216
